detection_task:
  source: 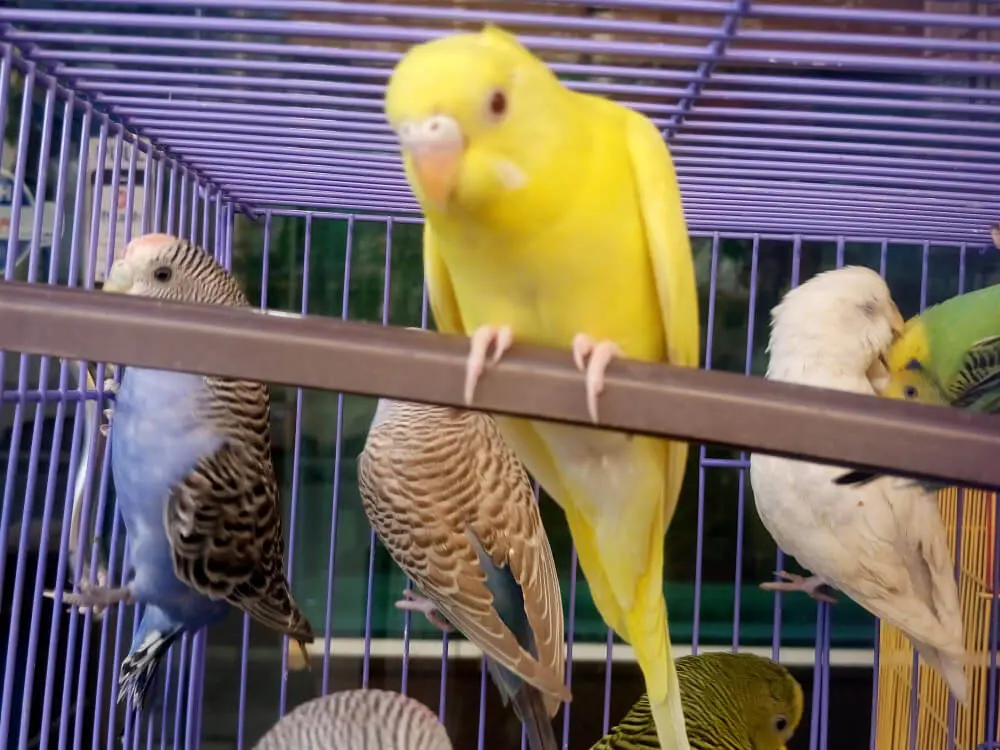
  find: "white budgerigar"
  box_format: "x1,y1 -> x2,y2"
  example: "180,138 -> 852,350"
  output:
750,266 -> 968,703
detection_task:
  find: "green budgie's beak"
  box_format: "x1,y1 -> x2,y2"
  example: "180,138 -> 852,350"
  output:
103,262 -> 133,293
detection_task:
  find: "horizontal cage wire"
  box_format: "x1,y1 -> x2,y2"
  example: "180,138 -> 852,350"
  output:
0,2 -> 997,750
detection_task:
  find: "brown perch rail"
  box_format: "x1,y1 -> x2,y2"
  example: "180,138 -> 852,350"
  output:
0,279 -> 997,491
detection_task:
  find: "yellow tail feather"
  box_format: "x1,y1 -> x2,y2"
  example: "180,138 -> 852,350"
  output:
493,418 -> 690,749
644,636 -> 689,750
566,507 -> 691,750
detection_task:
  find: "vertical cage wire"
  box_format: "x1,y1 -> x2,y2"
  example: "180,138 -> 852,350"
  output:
0,43 -> 235,749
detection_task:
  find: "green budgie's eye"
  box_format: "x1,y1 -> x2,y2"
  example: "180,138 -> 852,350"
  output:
904,386 -> 918,399
153,266 -> 172,283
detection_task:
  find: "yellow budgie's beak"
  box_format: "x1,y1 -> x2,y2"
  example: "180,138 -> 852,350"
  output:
396,114 -> 466,208
103,260 -> 133,293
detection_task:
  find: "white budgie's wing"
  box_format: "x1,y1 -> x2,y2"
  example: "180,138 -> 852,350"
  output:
777,461 -> 962,655
880,481 -> 966,643
164,377 -> 313,642
357,408 -> 569,703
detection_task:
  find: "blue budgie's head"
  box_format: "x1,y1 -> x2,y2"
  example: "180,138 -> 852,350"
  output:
103,233 -> 249,308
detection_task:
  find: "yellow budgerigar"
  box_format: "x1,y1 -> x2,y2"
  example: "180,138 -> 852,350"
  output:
384,25 -> 700,750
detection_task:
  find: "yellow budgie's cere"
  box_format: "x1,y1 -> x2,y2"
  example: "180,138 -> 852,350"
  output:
591,653 -> 804,750
384,25 -> 700,750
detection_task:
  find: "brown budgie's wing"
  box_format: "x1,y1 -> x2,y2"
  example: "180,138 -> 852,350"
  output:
164,378 -> 313,644
357,405 -> 569,705
468,414 -> 567,717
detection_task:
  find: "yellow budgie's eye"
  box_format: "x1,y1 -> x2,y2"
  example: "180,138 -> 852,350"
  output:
772,715 -> 789,733
487,89 -> 508,120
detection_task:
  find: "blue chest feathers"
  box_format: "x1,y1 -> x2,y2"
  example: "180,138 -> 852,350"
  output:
110,367 -> 226,604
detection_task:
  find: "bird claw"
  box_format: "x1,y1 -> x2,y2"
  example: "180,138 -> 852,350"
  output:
100,384 -> 116,436
395,589 -> 455,633
464,325 -> 514,406
571,334 -> 622,423
759,571 -> 838,604
44,579 -> 132,618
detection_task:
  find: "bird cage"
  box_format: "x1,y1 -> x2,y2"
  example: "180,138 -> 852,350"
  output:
0,2 -> 997,750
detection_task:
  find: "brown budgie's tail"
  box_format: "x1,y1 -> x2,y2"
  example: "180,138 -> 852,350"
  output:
241,580 -> 315,672
510,684 -> 559,750
285,596 -> 315,673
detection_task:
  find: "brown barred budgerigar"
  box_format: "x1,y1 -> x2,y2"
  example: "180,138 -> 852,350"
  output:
357,396 -> 570,750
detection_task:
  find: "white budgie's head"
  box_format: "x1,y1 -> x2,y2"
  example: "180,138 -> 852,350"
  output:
103,233 -> 249,308
765,265 -> 904,387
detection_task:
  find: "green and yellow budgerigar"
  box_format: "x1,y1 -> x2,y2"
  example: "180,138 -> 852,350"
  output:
384,24 -> 700,750
836,282 -> 1000,488
591,653 -> 803,750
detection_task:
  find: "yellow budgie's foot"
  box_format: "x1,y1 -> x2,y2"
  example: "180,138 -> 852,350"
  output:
760,571 -> 838,604
572,334 -> 623,423
394,589 -> 455,633
464,324 -> 514,405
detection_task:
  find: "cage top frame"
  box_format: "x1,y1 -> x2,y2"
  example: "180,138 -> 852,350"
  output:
0,0 -> 998,246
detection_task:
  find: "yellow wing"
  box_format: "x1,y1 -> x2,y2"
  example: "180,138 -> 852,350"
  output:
625,109 -> 700,372
624,107 -> 699,527
423,223 -> 464,336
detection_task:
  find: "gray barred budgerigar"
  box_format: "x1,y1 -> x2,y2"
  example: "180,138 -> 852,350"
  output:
252,689 -> 452,750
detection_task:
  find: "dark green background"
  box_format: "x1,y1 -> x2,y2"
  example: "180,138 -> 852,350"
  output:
226,213 -> 1000,650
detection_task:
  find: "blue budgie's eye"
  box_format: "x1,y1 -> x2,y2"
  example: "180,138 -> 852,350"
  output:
153,266 -> 172,283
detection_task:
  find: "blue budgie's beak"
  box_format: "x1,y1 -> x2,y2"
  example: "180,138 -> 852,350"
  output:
103,261 -> 133,293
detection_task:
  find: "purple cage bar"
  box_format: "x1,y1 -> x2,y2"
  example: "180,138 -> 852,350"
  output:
0,2 -> 998,750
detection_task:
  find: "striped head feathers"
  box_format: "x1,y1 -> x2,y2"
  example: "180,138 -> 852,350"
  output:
103,232 -> 249,308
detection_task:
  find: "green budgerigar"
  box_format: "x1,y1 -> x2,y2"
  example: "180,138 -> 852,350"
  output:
591,652 -> 803,750
836,282 -> 1000,488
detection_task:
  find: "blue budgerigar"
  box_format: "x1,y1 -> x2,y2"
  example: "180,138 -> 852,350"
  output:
55,233 -> 314,710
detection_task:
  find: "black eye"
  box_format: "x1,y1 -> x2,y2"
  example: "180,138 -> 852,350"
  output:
904,386 -> 918,399
773,716 -> 788,733
489,90 -> 507,118
153,266 -> 172,283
